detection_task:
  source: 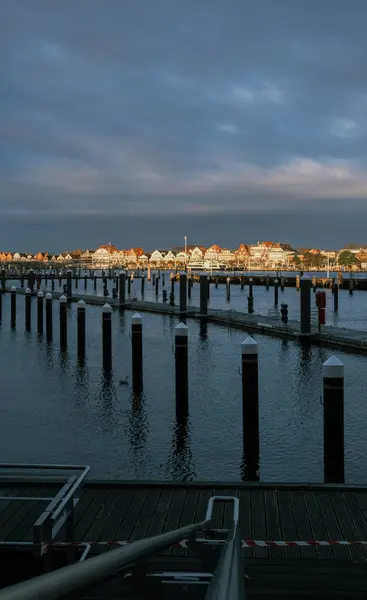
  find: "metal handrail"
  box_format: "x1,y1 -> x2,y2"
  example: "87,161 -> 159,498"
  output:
0,518 -> 210,600
204,521 -> 246,600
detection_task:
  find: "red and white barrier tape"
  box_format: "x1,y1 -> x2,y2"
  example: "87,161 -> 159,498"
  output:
42,538 -> 367,550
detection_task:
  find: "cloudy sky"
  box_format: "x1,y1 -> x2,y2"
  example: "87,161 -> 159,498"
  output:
1,0 -> 367,251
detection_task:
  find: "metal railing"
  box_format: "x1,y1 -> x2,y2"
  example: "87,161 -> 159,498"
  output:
0,495 -> 245,600
0,463 -> 90,556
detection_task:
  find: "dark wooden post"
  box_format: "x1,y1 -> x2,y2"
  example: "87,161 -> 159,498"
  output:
77,299 -> 86,359
66,270 -> 72,301
333,282 -> 339,312
175,322 -> 188,420
119,272 -> 126,306
25,288 -> 31,331
323,356 -> 344,483
102,303 -> 112,372
131,313 -> 143,394
241,336 -> 259,481
37,291 -> 44,334
141,275 -> 145,298
45,292 -> 53,340
226,276 -> 231,302
274,278 -> 279,307
59,295 -> 67,349
200,274 -> 208,315
300,275 -> 311,335
10,286 -> 16,329
179,272 -> 187,314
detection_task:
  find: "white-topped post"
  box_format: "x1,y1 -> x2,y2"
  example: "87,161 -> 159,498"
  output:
226,276 -> 231,303
102,303 -> 112,371
59,294 -> 67,349
274,278 -> 279,307
77,299 -> 86,359
175,322 -> 189,420
323,356 -> 345,483
241,337 -> 259,481
37,290 -> 44,334
45,292 -> 53,340
131,313 -> 143,393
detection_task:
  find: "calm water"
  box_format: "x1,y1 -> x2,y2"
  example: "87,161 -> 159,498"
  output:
1,292 -> 367,484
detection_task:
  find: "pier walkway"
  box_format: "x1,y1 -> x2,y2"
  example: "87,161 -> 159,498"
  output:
2,478 -> 367,597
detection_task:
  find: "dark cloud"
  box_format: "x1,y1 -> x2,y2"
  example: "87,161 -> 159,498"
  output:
1,0 -> 367,250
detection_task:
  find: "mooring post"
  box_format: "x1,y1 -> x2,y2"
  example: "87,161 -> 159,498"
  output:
147,267 -> 151,282
249,277 -> 253,298
162,273 -> 165,287
175,322 -> 189,420
66,270 -> 72,301
333,282 -> 339,312
170,276 -> 175,306
25,288 -> 31,331
141,275 -> 145,298
59,295 -> 67,349
93,275 -> 97,290
45,292 -> 53,340
1,269 -> 5,291
323,356 -> 344,484
10,286 -> 16,329
187,275 -> 191,299
102,303 -> 112,372
152,273 -> 156,286
300,275 -> 311,335
84,274 -> 87,290
37,291 -> 44,334
274,278 -> 279,307
280,276 -> 285,291
200,274 -> 208,315
226,276 -> 231,303
127,275 -> 131,295
266,276 -> 269,291
207,276 -> 210,301
241,336 -> 259,481
119,272 -> 126,306
240,277 -> 244,290
131,313 -> 143,394
75,273 -> 78,289
179,272 -> 187,314
349,277 -> 353,295
215,277 -> 218,289
155,275 -> 159,297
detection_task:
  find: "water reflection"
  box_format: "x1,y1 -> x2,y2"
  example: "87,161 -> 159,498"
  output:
98,372 -> 118,431
167,418 -> 196,481
75,360 -> 89,407
126,393 -> 150,471
199,319 -> 208,342
241,448 -> 260,482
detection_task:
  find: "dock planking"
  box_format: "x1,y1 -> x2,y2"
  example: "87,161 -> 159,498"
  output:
0,481 -> 367,562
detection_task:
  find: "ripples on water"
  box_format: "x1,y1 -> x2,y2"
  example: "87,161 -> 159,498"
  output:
1,293 -> 367,483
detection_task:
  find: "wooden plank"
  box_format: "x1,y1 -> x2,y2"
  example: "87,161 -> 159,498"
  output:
161,488 -> 187,556
129,488 -> 162,542
144,488 -> 175,538
0,488 -> 35,540
264,490 -> 284,559
331,492 -> 367,561
113,488 -> 149,542
171,488 -> 201,557
304,491 -> 333,559
316,492 -> 351,560
0,488 -> 22,516
239,489 -> 253,558
0,488 -> 49,541
12,489 -> 53,542
277,490 -> 301,559
291,491 -> 318,559
250,491 -> 268,558
95,488 -> 135,542
80,490 -> 124,543
74,489 -> 112,541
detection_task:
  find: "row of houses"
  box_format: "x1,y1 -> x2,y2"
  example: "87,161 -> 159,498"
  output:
0,242 -> 354,268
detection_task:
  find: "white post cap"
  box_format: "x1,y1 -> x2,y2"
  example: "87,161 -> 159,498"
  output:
323,356 -> 344,378
102,303 -> 112,313
11,286 -> 16,291
180,271 -> 186,276
59,295 -> 67,303
78,299 -> 86,306
132,312 -> 142,324
241,336 -> 258,354
175,322 -> 188,336
249,278 -> 253,282
274,279 -> 278,283
45,292 -> 52,299
37,291 -> 44,298
25,288 -> 31,294
301,274 -> 311,280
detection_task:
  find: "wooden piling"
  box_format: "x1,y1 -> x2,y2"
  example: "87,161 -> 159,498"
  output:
10,286 -> 16,329
241,336 -> 259,481
200,274 -> 208,315
45,292 -> 53,340
179,272 -> 187,314
175,322 -> 189,420
131,313 -> 143,394
37,291 -> 44,334
300,275 -> 311,335
119,272 -> 126,306
25,288 -> 31,331
274,278 -> 279,307
323,356 -> 344,484
59,295 -> 67,349
102,303 -> 112,372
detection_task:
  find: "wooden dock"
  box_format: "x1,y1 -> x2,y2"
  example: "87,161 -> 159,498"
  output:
2,480 -> 367,597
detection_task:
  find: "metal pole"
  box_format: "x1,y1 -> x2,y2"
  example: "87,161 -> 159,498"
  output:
175,322 -> 189,420
45,292 -> 53,340
102,303 -> 112,372
77,300 -> 86,359
323,356 -> 344,483
241,336 -> 259,481
131,313 -> 143,394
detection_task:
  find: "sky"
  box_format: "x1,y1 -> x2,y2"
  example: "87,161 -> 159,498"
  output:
1,0 -> 367,251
